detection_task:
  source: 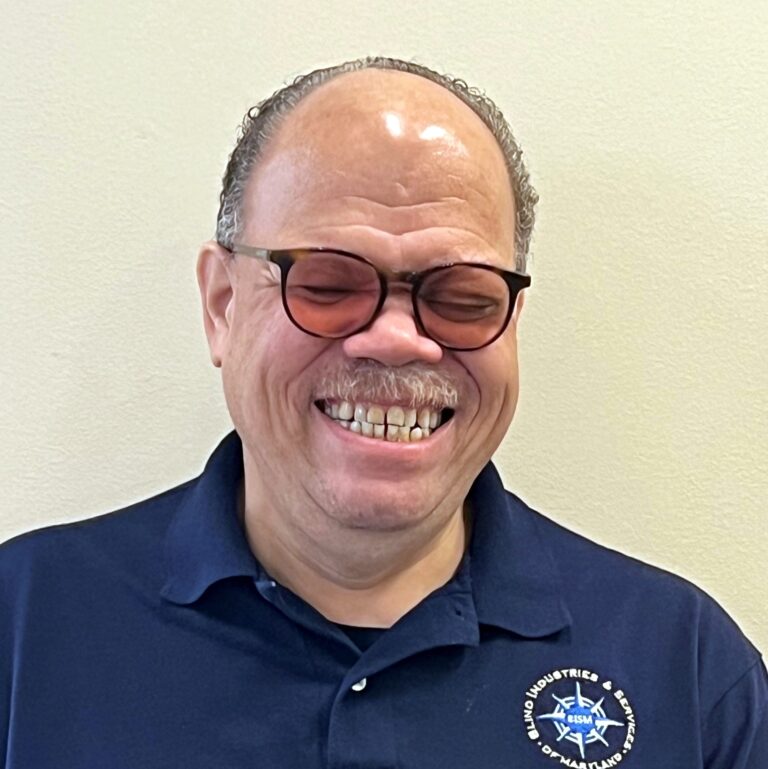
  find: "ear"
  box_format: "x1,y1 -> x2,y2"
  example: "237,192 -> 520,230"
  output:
512,288 -> 526,324
197,241 -> 236,367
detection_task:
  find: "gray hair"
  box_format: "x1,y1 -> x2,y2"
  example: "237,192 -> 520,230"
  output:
216,57 -> 538,272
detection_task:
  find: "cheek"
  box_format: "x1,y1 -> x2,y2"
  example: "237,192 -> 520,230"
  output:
222,298 -> 333,428
474,333 -> 520,394
465,335 -> 521,432
220,298 -> 289,425
228,287 -> 302,374
495,339 -> 522,414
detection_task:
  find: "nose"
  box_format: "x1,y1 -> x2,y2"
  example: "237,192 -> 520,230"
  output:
341,291 -> 443,366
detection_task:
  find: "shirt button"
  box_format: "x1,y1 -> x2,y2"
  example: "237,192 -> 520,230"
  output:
351,678 -> 367,692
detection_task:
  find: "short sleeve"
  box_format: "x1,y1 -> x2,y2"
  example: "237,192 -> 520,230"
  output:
702,657 -> 768,769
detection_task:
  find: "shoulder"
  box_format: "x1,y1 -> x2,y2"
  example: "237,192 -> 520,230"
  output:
0,480 -> 193,609
507,490 -> 763,710
510,488 -> 745,613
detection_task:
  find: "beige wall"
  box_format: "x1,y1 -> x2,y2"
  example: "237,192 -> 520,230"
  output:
2,2 -> 766,652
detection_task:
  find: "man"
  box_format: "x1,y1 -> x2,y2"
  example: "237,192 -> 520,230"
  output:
1,58 -> 765,768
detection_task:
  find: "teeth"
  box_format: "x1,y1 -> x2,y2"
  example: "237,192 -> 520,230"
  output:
321,400 -> 447,443
367,406 -> 385,425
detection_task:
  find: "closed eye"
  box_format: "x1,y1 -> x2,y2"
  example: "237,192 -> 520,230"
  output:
422,297 -> 501,321
289,286 -> 377,305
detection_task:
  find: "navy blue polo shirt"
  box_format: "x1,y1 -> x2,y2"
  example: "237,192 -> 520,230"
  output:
1,432 -> 765,768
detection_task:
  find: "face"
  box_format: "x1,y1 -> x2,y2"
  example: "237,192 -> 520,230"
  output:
198,70 -> 523,536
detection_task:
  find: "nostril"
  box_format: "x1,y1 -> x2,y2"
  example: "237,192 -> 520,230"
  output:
341,319 -> 444,367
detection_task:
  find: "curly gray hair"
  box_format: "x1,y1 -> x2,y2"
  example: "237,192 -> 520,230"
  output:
216,57 -> 538,272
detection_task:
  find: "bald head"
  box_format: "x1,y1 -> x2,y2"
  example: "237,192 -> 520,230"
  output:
216,58 -> 537,271
241,69 -> 515,256
276,68 -> 502,161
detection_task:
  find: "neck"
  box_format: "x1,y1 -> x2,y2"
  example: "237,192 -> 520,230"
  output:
240,485 -> 469,628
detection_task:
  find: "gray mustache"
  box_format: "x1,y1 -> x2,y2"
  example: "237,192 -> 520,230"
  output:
315,361 -> 459,408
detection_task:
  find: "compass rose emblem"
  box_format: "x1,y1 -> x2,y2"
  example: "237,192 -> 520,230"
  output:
537,681 -> 625,759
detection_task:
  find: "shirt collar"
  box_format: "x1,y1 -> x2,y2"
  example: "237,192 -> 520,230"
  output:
466,462 -> 573,638
162,433 -> 573,640
161,432 -> 260,605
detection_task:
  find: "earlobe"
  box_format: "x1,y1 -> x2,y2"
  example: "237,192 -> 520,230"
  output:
197,241 -> 235,368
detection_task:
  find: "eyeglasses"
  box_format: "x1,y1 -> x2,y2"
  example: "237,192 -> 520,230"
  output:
221,244 -> 531,351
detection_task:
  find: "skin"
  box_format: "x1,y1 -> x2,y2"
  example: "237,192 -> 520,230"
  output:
197,69 -> 524,627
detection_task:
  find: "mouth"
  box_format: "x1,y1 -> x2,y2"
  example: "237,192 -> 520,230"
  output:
314,399 -> 455,442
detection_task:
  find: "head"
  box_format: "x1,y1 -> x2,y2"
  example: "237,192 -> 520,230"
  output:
216,58 -> 537,273
198,58 -> 537,540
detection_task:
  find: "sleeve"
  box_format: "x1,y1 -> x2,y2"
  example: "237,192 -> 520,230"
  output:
687,581 -> 767,769
0,532 -> 39,769
702,655 -> 768,769
0,544 -> 16,769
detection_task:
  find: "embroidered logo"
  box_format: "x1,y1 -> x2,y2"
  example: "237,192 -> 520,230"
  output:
523,667 -> 637,767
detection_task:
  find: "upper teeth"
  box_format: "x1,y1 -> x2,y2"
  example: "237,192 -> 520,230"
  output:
323,400 -> 441,441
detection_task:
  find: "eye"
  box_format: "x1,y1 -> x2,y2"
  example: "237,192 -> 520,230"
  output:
286,253 -> 380,305
288,286 -> 363,305
422,293 -> 502,321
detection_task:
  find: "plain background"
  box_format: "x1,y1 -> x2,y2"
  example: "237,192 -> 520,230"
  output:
1,1 -> 766,653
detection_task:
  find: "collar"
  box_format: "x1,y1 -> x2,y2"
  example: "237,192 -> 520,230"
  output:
161,432 -> 260,604
466,462 -> 573,638
162,432 -> 573,640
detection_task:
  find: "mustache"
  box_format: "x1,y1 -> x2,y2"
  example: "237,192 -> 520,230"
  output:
314,360 -> 460,408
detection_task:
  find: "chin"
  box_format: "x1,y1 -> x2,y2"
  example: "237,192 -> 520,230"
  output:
323,492 -> 437,533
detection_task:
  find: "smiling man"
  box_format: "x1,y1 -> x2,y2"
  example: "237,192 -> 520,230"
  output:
197,65 -> 526,631
1,58 -> 765,768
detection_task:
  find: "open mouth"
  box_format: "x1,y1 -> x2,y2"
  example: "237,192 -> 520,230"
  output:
315,399 -> 455,442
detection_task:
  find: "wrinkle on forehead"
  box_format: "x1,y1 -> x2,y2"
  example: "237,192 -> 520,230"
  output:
287,223 -> 504,270
339,194 -> 468,211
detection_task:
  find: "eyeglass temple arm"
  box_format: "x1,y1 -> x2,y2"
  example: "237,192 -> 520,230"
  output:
221,243 -> 271,261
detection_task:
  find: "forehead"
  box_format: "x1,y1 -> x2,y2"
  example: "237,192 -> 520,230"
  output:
242,69 -> 515,258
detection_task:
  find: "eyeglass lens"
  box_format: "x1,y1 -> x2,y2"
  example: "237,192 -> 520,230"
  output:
283,251 -> 513,349
416,263 -> 511,349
